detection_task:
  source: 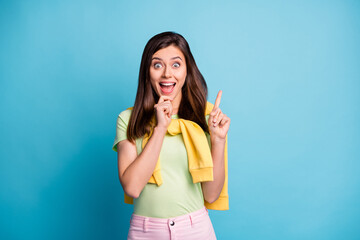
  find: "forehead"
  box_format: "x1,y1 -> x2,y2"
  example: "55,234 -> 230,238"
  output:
152,45 -> 185,59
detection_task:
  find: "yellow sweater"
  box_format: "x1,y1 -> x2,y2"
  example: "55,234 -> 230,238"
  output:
124,102 -> 229,210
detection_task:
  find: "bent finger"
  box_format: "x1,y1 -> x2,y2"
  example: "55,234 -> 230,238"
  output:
158,95 -> 173,104
220,116 -> 230,126
213,108 -> 222,123
214,112 -> 224,127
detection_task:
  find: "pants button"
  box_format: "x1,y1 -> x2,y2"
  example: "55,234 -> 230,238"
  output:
169,220 -> 175,226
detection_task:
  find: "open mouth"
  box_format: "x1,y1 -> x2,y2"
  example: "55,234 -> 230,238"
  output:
159,82 -> 176,94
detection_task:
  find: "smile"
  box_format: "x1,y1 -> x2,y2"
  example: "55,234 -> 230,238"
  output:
159,82 -> 176,94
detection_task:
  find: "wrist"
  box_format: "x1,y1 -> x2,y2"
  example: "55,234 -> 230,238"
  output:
154,125 -> 168,135
210,135 -> 226,144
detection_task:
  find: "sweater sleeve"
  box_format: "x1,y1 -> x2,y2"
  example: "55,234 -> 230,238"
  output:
204,113 -> 229,210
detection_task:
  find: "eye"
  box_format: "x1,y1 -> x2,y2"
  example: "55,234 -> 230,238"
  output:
154,63 -> 162,69
173,62 -> 180,68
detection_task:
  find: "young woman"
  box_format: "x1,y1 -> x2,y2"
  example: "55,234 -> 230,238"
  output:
112,31 -> 230,240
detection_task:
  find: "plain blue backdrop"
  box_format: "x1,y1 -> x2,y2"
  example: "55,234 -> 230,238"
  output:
1,0 -> 359,239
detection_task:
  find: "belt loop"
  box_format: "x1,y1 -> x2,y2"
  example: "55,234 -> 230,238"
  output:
189,214 -> 193,227
143,217 -> 148,233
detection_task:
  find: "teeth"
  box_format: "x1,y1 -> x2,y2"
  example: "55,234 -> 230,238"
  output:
160,83 -> 175,86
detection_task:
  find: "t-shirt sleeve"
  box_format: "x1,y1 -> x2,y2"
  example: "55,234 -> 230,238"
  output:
112,109 -> 132,152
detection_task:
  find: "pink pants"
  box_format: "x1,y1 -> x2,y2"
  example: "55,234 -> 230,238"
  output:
127,206 -> 217,240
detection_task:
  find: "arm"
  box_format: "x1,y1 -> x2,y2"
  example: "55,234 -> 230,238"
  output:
201,90 -> 230,203
201,137 -> 226,203
117,126 -> 167,198
117,95 -> 174,198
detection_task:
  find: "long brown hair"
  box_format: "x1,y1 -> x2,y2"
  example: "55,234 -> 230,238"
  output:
127,31 -> 209,142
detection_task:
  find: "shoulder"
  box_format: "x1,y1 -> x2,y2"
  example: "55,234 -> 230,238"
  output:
205,114 -> 210,123
118,108 -> 133,119
205,101 -> 214,114
205,101 -> 214,123
117,108 -> 133,126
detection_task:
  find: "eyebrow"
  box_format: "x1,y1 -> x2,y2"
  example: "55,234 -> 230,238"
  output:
151,56 -> 183,61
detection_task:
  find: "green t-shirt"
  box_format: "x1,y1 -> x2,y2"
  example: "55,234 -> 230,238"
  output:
112,109 -> 211,218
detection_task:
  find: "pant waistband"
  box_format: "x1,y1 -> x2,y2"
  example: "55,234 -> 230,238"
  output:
130,206 -> 208,225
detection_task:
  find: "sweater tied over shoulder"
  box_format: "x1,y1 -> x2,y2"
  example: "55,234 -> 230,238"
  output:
124,101 -> 229,211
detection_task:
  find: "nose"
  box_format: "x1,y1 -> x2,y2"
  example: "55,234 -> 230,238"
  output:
163,65 -> 172,78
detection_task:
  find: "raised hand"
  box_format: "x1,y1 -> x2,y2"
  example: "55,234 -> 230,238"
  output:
208,90 -> 231,141
154,96 -> 173,130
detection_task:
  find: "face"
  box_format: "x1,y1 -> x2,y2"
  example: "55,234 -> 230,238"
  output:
149,45 -> 187,106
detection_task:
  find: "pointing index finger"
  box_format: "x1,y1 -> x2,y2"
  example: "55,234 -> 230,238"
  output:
214,90 -> 222,109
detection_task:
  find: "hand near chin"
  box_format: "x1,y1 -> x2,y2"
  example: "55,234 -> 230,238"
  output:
208,90 -> 231,142
154,96 -> 173,130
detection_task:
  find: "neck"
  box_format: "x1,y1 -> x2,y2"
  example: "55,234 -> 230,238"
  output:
171,91 -> 182,115
172,108 -> 179,115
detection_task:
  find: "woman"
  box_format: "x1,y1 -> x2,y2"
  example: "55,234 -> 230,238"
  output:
112,31 -> 230,239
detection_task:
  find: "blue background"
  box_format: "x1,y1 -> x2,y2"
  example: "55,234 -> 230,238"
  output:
1,0 -> 359,239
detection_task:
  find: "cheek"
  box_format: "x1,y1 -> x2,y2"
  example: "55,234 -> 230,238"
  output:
149,68 -> 161,80
149,73 -> 158,88
176,69 -> 187,83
